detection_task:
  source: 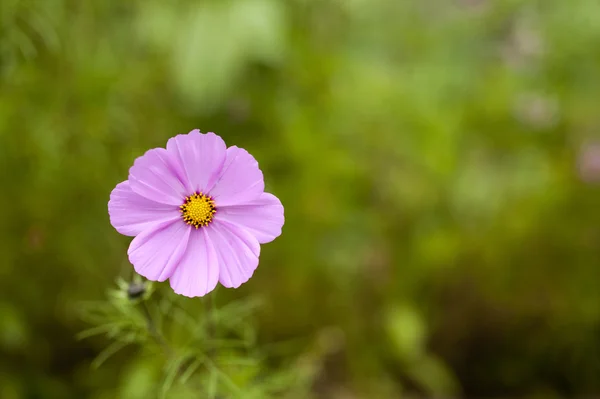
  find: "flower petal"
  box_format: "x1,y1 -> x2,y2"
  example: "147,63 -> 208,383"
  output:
207,221 -> 260,289
166,130 -> 227,194
108,180 -> 180,236
214,193 -> 284,243
128,219 -> 190,282
129,148 -> 188,205
209,146 -> 264,207
169,228 -> 219,297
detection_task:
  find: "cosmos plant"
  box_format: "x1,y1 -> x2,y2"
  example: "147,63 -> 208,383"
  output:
108,130 -> 284,297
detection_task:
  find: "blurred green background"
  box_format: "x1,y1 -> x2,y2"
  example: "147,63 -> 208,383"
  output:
2,0 -> 600,397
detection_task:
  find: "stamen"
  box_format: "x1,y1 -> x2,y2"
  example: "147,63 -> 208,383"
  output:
179,192 -> 216,229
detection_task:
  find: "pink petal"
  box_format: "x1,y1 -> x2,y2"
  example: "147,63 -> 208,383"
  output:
128,219 -> 191,282
214,193 -> 284,243
108,181 -> 180,236
207,221 -> 260,289
166,130 -> 227,194
128,148 -> 188,206
209,146 -> 265,207
169,229 -> 219,297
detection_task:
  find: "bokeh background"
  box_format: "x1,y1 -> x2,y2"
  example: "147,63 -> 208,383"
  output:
2,0 -> 600,397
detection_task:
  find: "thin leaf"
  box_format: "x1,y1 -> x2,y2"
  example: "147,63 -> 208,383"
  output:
203,356 -> 242,397
160,355 -> 187,399
179,357 -> 204,384
91,339 -> 130,369
208,366 -> 218,399
76,322 -> 128,340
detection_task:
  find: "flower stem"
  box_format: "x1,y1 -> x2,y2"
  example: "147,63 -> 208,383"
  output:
205,291 -> 218,398
141,300 -> 173,357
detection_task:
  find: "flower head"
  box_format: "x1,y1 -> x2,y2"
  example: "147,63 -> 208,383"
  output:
108,130 -> 284,297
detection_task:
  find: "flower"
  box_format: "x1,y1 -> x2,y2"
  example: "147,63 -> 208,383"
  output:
108,130 -> 284,297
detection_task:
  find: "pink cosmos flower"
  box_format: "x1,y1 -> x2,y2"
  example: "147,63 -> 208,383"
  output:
108,130 -> 284,297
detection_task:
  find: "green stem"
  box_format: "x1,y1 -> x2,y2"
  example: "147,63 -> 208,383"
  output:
141,300 -> 173,357
205,291 -> 218,397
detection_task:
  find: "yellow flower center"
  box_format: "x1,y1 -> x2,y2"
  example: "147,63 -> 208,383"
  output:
180,192 -> 216,229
